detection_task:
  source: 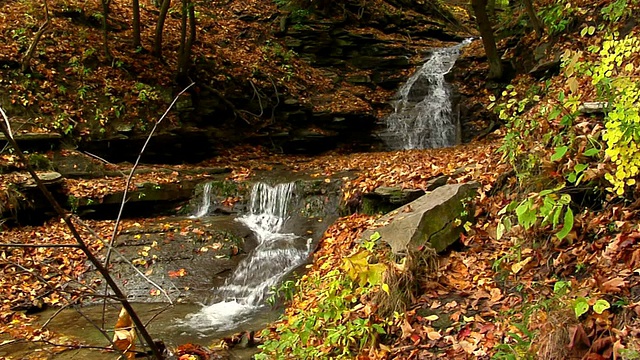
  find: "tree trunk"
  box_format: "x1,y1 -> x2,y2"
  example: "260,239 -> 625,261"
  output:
132,0 -> 141,48
152,0 -> 171,57
21,0 -> 50,72
471,0 -> 503,80
522,0 -> 544,38
177,0 -> 187,77
177,0 -> 195,82
101,0 -> 112,61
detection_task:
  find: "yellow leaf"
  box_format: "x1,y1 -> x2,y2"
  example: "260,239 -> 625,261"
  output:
511,257 -> 532,274
427,330 -> 442,340
568,77 -> 578,93
382,283 -> 390,294
424,314 -> 439,321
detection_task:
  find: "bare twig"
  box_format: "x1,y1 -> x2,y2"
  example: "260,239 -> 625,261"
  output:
72,216 -> 174,304
238,80 -> 264,118
104,82 -> 194,276
0,106 -> 164,360
143,303 -> 174,328
270,76 -> 279,120
0,106 -> 11,139
8,263 -> 121,356
83,151 -> 123,169
100,84 -> 192,330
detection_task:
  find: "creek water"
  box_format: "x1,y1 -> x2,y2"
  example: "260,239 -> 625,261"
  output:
383,38 -> 473,150
190,181 -> 213,218
184,182 -> 312,333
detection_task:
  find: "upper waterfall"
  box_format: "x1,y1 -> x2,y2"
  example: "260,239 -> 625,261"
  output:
383,38 -> 473,150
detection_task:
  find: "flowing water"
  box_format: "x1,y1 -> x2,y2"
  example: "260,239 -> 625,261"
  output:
184,182 -> 312,333
190,182 -> 213,218
383,38 -> 473,150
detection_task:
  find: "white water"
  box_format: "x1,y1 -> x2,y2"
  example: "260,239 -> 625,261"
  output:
190,182 -> 213,218
384,38 -> 472,150
185,182 -> 312,332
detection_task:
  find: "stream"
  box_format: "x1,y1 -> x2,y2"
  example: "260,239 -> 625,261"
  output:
183,182 -> 313,334
1,40 -> 476,359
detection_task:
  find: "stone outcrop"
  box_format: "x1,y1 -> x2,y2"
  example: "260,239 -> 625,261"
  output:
363,182 -> 479,253
360,175 -> 449,215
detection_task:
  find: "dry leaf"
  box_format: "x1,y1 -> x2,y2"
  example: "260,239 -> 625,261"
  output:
601,277 -> 627,293
113,307 -> 136,360
511,257 -> 532,274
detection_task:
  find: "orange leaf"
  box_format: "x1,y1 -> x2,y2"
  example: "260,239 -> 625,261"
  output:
168,268 -> 188,278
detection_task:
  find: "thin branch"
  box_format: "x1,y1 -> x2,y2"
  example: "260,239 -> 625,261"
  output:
0,106 -> 11,139
100,85 -> 193,329
104,82 -> 194,275
72,216 -> 174,304
270,76 -> 279,120
83,151 -> 123,169
238,80 -> 264,118
0,107 -> 164,360
105,82 -> 195,263
143,303 -> 174,328
8,263 -> 121,356
200,83 -> 246,123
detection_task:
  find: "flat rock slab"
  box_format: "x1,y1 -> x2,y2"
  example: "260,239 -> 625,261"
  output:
363,182 -> 479,253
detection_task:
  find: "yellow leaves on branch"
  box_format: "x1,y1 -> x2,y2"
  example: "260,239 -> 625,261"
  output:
591,34 -> 640,195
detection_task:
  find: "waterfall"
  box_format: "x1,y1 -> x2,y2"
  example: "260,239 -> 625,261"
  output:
383,38 -> 472,150
190,182 -> 213,218
185,182 -> 311,332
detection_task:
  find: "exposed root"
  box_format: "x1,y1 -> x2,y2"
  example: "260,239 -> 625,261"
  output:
374,245 -> 438,317
536,309 -> 576,360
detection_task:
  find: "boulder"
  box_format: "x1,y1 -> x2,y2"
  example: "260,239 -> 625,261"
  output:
363,182 -> 479,253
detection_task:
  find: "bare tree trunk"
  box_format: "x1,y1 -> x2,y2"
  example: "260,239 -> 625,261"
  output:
471,0 -> 503,80
177,0 -> 187,69
177,0 -> 195,82
522,0 -> 544,38
21,0 -> 50,72
101,0 -> 113,60
152,0 -> 171,57
132,0 -> 141,48
188,2 -> 196,45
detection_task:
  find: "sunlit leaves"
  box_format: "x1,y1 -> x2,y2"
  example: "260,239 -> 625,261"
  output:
593,299 -> 611,314
574,297 -> 590,318
342,250 -> 386,287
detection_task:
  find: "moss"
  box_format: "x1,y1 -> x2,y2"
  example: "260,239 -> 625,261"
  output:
27,153 -> 52,171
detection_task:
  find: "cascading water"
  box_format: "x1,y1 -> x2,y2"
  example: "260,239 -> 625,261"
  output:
190,182 -> 213,218
383,38 -> 472,150
185,182 -> 312,332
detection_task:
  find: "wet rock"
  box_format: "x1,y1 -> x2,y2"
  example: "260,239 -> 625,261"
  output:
362,187 -> 425,215
578,102 -> 608,114
0,132 -> 62,152
53,151 -> 106,178
363,182 -> 479,253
